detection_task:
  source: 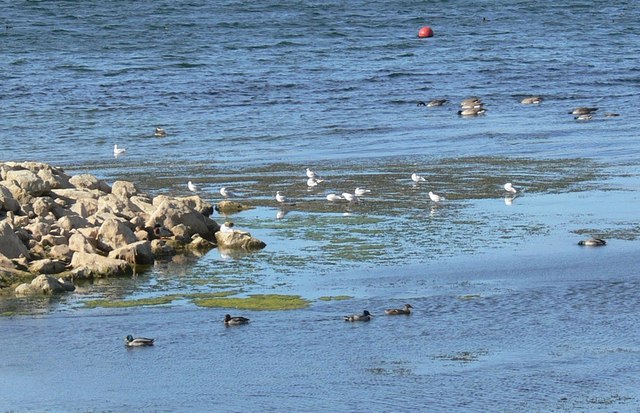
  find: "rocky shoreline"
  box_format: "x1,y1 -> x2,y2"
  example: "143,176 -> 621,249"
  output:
0,161 -> 265,296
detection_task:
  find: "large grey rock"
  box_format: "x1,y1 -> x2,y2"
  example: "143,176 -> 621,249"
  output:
0,222 -> 30,259
214,230 -> 266,251
96,218 -> 138,252
70,251 -> 133,279
108,241 -> 154,265
146,199 -> 217,240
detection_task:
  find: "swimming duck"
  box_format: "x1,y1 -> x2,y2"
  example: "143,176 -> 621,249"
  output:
427,99 -> 448,107
344,310 -> 372,322
574,114 -> 593,121
460,97 -> 482,107
224,314 -> 250,326
416,101 -> 427,107
578,238 -> 606,247
154,127 -> 167,137
458,107 -> 486,116
125,335 -> 154,347
521,96 -> 542,104
569,107 -> 598,115
385,304 -> 413,315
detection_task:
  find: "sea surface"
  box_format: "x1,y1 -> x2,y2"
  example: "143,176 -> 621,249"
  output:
1,1 -> 640,411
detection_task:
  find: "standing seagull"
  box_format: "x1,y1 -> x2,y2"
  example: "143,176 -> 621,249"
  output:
342,192 -> 358,203
354,187 -> 371,197
113,144 -> 126,156
411,173 -> 426,183
306,168 -> 320,179
187,181 -> 199,192
275,191 -> 287,204
220,187 -> 236,198
503,183 -> 518,194
428,191 -> 445,203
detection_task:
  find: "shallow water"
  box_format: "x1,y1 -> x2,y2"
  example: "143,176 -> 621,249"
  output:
1,0 -> 640,411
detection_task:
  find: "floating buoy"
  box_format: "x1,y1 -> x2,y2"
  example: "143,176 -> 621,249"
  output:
418,26 -> 434,38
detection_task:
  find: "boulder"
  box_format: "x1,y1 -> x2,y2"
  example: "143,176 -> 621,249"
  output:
129,196 -> 156,215
48,244 -> 73,262
215,200 -> 255,214
108,241 -> 154,265
70,251 -> 133,279
146,199 -> 217,240
150,239 -> 177,257
70,198 -> 98,218
32,196 -> 55,217
4,169 -> 51,196
214,230 -> 266,251
0,252 -> 15,269
0,184 -> 20,212
68,232 -> 100,255
15,274 -> 75,296
28,259 -> 67,275
0,222 -> 30,259
40,234 -> 68,248
57,213 -> 90,231
69,174 -> 111,193
111,180 -> 139,200
96,218 -> 138,252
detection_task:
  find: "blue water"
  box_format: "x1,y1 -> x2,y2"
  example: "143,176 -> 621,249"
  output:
1,1 -> 640,411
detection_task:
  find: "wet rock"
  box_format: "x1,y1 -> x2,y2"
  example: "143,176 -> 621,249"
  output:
146,199 -> 217,240
214,230 -> 266,251
15,274 -> 75,295
216,200 -> 255,214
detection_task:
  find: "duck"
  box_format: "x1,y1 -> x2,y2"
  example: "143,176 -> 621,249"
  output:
521,96 -> 542,104
574,114 -> 593,121
427,99 -> 448,107
344,310 -> 372,322
458,107 -> 486,116
224,314 -> 250,326
385,304 -> 413,315
569,107 -> 598,115
125,335 -> 154,347
578,238 -> 606,247
460,97 -> 482,107
416,101 -> 427,107
154,127 -> 167,137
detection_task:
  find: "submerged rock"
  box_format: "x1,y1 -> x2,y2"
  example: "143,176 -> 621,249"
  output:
215,230 -> 266,251
15,274 -> 75,296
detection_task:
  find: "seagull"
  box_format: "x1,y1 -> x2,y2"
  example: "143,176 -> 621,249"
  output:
220,187 -> 236,198
307,177 -> 324,187
306,168 -> 319,179
342,192 -> 358,203
275,191 -> 287,203
354,187 -> 371,197
187,181 -> 199,192
411,173 -> 426,183
220,222 -> 234,233
326,193 -> 343,202
504,196 -> 515,206
113,144 -> 126,156
428,191 -> 445,203
503,183 -> 518,194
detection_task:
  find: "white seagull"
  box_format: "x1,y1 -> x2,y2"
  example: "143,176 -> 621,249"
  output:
307,177 -> 324,187
326,193 -> 343,202
342,192 -> 358,203
428,191 -> 445,203
187,181 -> 199,192
411,173 -> 426,183
220,187 -> 236,198
113,144 -> 126,156
275,191 -> 287,203
503,183 -> 518,194
354,187 -> 371,197
306,168 -> 319,179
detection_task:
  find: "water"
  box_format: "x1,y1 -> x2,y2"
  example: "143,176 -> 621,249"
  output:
1,0 -> 640,411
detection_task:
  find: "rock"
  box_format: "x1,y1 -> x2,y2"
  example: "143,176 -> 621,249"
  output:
0,184 -> 20,212
150,239 -> 177,257
24,220 -> 51,241
111,180 -> 139,200
68,232 -> 100,255
70,198 -> 98,218
129,196 -> 156,215
28,259 -> 67,275
214,230 -> 266,251
70,251 -> 133,279
4,169 -> 51,196
41,234 -> 68,247
0,252 -> 15,269
48,244 -> 73,262
32,196 -> 55,217
216,200 -> 255,214
177,195 -> 214,217
69,174 -> 111,193
0,222 -> 30,259
96,218 -> 138,252
15,274 -> 75,295
189,235 -> 215,250
57,214 -> 90,231
146,199 -> 217,240
108,241 -> 154,265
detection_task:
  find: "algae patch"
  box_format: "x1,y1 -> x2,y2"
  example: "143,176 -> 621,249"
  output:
83,291 -> 239,308
194,294 -> 310,310
318,295 -> 353,301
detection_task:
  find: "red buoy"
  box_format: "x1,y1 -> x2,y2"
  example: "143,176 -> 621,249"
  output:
418,26 -> 434,38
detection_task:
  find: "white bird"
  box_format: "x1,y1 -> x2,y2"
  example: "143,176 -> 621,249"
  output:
220,221 -> 234,233
354,187 -> 371,197
428,191 -> 445,203
342,192 -> 358,203
306,168 -> 319,179
411,173 -> 426,183
220,187 -> 236,198
275,191 -> 287,203
504,196 -> 515,206
307,177 -> 324,187
187,181 -> 199,192
326,193 -> 343,202
503,183 -> 517,194
113,144 -> 126,156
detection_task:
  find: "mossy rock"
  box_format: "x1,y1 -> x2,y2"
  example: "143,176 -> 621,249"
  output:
215,200 -> 255,214
194,294 -> 310,310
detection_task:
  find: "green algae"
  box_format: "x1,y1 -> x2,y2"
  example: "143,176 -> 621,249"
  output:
83,291 -> 240,308
318,295 -> 353,301
193,294 -> 310,310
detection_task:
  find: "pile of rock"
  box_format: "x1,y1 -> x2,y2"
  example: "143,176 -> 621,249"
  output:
0,161 -> 236,296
